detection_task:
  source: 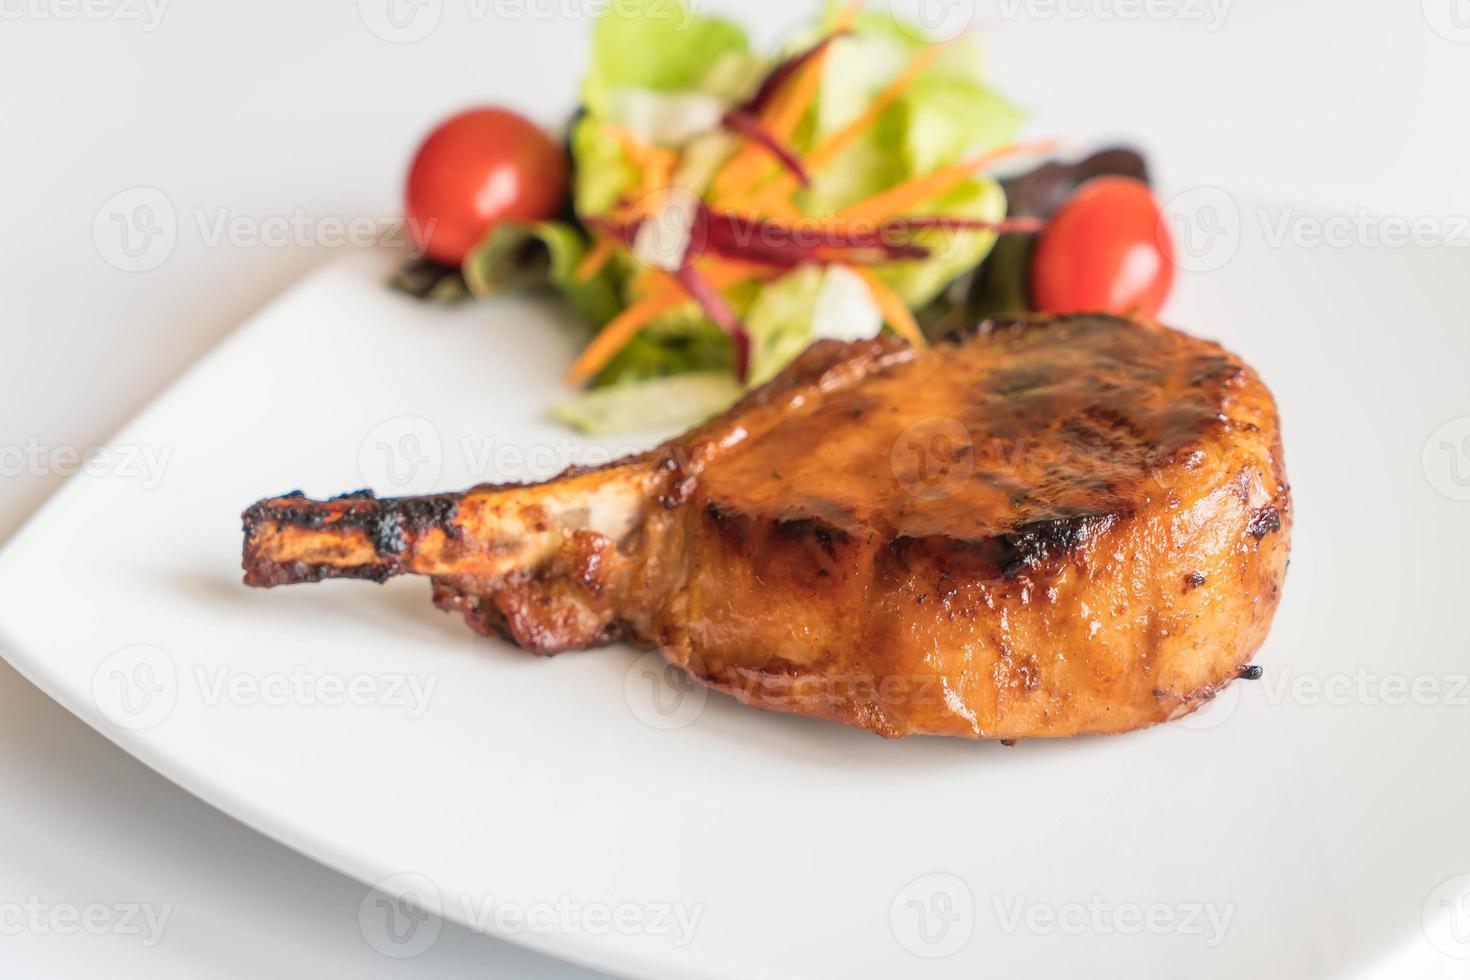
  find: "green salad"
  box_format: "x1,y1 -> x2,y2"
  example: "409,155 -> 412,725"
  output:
448,0 -> 1031,431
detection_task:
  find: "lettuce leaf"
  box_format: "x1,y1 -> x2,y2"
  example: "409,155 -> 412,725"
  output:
744,266 -> 825,385
812,24 -> 1022,193
463,220 -> 622,328
550,371 -> 742,434
744,265 -> 883,384
902,74 -> 1024,176
583,0 -> 750,116
570,114 -> 637,218
593,319 -> 731,386
572,0 -> 757,237
876,176 -> 1008,307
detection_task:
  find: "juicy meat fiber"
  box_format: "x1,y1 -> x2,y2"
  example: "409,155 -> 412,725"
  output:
242,314 -> 1291,740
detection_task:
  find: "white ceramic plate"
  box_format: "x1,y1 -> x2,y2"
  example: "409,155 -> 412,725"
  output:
2,228 -> 1468,979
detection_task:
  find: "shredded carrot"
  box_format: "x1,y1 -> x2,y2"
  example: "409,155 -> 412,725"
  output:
629,155 -> 677,219
712,3 -> 861,201
601,152 -> 677,234
852,266 -> 926,347
836,139 -> 1062,221
697,256 -> 773,286
600,125 -> 677,223
564,288 -> 688,385
712,65 -> 823,199
740,41 -> 951,214
574,235 -> 615,282
711,148 -> 764,202
829,1 -> 863,33
809,41 -> 949,170
565,261 -> 764,385
604,125 -> 660,169
626,265 -> 672,300
763,40 -> 833,141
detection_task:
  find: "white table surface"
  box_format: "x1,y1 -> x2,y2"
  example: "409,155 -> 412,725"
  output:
1,1 -> 1466,977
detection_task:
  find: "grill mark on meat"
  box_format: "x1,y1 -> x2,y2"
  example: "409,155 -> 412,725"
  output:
999,512 -> 1119,578
242,490 -> 460,558
704,500 -> 746,545
249,559 -> 394,587
1189,356 -> 1243,387
773,516 -> 852,559
877,510 -> 1119,583
1247,505 -> 1282,540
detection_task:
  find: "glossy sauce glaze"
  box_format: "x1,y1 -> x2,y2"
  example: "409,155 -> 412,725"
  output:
242,314 -> 1291,739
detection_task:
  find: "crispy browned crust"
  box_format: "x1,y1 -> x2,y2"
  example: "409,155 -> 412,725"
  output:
242,313 -> 1291,739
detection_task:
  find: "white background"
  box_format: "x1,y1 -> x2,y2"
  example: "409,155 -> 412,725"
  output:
1,0 -> 1467,976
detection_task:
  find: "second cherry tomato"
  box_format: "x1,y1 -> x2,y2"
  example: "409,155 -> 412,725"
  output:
1030,176 -> 1175,320
405,107 -> 567,265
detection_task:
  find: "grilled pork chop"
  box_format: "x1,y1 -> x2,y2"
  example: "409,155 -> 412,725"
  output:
242,313 -> 1290,739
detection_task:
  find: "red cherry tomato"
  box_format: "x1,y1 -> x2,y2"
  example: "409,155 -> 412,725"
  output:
405,108 -> 567,265
1030,176 -> 1175,319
